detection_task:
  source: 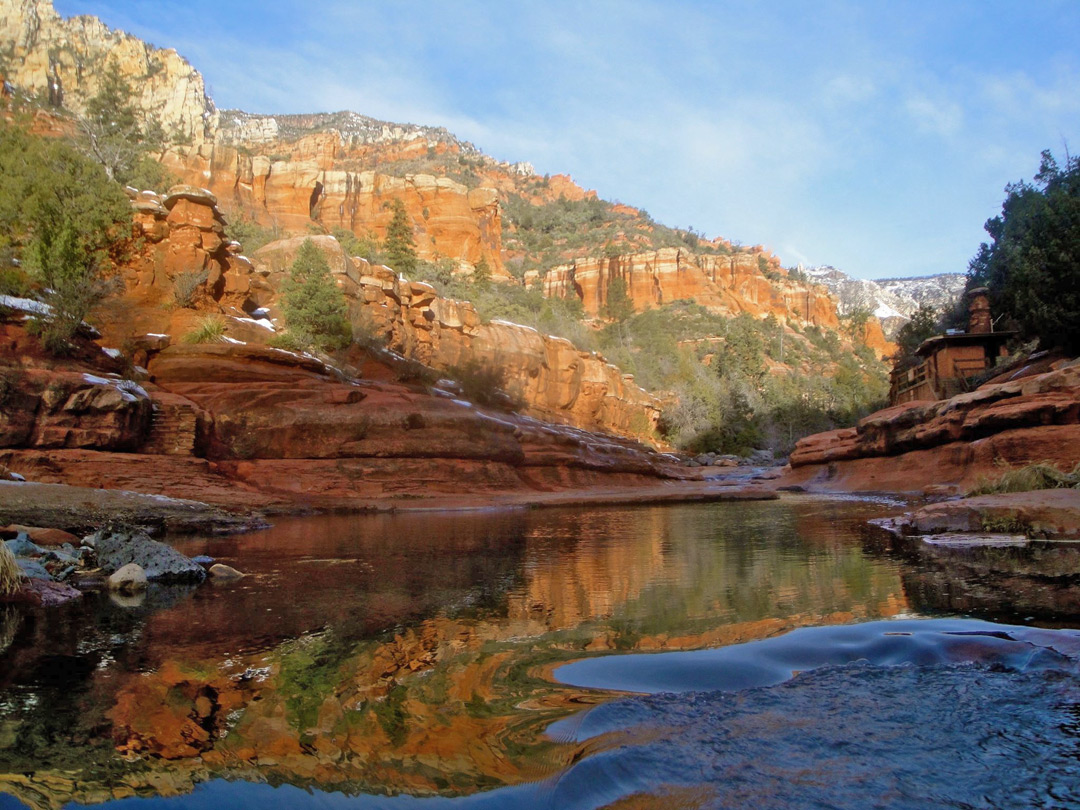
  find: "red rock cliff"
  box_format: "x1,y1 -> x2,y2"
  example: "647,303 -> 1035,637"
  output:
159,136 -> 509,279
542,248 -> 841,329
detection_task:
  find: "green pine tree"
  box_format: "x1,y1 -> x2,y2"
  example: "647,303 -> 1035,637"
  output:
473,255 -> 492,285
277,239 -> 352,353
383,199 -> 417,275
76,60 -> 171,190
0,122 -> 131,353
602,277 -> 635,323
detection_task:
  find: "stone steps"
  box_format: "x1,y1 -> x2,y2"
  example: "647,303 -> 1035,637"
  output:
140,398 -> 200,456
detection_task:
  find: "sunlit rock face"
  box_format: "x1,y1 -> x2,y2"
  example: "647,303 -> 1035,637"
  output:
160,139 -> 509,279
242,237 -> 662,442
0,0 -> 217,143
543,249 -> 840,328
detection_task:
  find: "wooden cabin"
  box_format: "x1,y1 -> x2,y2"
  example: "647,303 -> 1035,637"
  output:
890,288 -> 1013,404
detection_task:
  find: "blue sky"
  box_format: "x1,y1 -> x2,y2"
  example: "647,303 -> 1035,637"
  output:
57,1 -> 1080,279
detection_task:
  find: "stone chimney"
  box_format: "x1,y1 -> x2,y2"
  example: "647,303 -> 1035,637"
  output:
967,287 -> 992,334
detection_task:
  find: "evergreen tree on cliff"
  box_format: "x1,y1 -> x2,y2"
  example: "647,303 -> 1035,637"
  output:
893,303 -> 940,366
0,122 -> 131,352
967,149 -> 1080,354
277,240 -> 352,353
76,60 -> 171,191
383,199 -> 418,275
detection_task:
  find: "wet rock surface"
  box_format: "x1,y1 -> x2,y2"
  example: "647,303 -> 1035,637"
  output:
91,529 -> 207,584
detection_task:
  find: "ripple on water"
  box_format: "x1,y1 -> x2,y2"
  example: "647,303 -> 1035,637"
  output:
540,619 -> 1080,809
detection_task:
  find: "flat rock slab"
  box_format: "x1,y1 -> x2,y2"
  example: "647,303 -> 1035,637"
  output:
0,480 -> 266,536
920,533 -> 1031,548
0,578 -> 82,607
909,490 -> 1080,539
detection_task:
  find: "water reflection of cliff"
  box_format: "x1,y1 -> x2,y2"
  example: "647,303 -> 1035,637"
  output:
898,539 -> 1080,626
0,499 -> 909,809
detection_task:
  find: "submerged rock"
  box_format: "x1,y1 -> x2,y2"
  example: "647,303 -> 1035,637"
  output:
208,563 -> 244,580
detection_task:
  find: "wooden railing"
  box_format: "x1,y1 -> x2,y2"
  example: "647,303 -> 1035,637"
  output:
891,362 -> 929,398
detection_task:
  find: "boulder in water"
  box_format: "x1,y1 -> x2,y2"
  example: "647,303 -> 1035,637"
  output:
91,528 -> 206,584
108,563 -> 149,594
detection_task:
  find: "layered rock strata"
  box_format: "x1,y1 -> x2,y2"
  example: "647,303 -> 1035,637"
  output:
783,361 -> 1080,494
94,186 -> 662,443
160,139 -> 508,278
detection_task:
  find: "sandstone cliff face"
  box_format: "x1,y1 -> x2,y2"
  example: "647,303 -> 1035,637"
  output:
784,361 -> 1080,494
93,185 -> 256,344
542,248 -> 841,330
0,0 -> 216,143
93,188 -> 660,443
159,137 -> 509,279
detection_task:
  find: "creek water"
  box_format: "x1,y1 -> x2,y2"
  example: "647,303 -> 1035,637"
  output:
3,495 -> 1080,809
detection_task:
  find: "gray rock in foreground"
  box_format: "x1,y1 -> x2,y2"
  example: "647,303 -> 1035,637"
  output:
91,529 -> 206,584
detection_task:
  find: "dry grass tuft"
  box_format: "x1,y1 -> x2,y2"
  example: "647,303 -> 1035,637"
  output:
0,542 -> 22,597
181,314 -> 227,344
970,460 -> 1080,496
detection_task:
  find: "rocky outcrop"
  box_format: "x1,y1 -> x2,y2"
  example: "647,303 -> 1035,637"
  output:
896,491 -> 1080,540
94,185 -> 256,345
783,361 -> 1080,494
0,323 -> 690,516
0,366 -> 151,451
0,0 -> 217,143
248,237 -> 662,441
95,189 -> 660,443
542,249 -> 841,329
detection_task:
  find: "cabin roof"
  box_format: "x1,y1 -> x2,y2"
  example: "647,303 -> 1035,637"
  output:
915,331 -> 1015,358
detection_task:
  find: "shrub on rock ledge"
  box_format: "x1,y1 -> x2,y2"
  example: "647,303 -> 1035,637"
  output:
276,239 -> 352,354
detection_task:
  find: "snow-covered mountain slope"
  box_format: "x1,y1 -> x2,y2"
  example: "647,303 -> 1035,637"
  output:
800,266 -> 966,339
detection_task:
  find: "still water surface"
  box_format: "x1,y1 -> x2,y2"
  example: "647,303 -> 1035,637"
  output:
2,496 -> 1080,809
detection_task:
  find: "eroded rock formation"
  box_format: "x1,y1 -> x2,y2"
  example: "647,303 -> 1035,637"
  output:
159,138 -> 509,278
0,313 -> 685,515
93,183 -> 663,442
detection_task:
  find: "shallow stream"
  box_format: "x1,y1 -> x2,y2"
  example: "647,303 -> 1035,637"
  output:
3,496 -> 1080,809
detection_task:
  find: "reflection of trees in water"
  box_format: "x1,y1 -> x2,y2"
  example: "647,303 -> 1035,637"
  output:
898,541 -> 1080,625
512,502 -> 909,639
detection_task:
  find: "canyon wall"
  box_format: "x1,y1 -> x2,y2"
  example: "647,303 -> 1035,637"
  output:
542,248 -> 841,329
0,313 -> 683,515
94,189 -> 660,443
159,137 -> 509,278
248,237 -> 662,439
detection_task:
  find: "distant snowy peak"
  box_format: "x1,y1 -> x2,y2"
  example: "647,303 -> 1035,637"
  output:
875,275 -> 969,312
800,266 -> 966,339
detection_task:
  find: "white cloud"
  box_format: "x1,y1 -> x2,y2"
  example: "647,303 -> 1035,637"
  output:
903,93 -> 963,138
